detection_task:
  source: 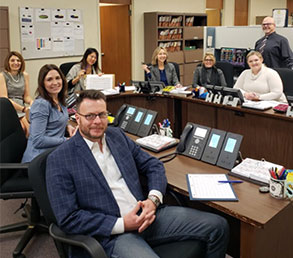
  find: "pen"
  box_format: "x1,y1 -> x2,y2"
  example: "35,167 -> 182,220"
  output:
218,180 -> 243,183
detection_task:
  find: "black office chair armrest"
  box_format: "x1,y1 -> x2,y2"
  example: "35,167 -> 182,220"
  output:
0,163 -> 29,170
49,224 -> 107,258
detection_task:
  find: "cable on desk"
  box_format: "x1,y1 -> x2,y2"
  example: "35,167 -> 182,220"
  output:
158,152 -> 177,163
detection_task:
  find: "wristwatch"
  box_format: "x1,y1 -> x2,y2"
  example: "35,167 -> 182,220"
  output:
148,195 -> 160,207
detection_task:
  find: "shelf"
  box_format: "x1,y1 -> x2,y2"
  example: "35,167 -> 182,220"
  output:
144,12 -> 206,85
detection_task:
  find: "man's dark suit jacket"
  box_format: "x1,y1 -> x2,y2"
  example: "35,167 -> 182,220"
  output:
46,127 -> 167,258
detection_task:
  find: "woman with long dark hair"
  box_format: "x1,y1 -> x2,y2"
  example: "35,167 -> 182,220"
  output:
66,47 -> 102,93
22,64 -> 76,162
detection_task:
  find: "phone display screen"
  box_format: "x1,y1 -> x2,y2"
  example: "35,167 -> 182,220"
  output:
194,127 -> 207,138
224,138 -> 237,153
127,107 -> 136,115
135,111 -> 143,122
144,114 -> 152,125
209,134 -> 220,148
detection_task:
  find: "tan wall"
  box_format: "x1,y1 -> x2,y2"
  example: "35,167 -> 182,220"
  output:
248,0 -> 287,25
2,0 -> 100,96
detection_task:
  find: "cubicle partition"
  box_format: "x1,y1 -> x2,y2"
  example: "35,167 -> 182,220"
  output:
107,92 -> 293,168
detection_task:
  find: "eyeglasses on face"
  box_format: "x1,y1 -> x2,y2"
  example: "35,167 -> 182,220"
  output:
77,111 -> 109,121
262,23 -> 274,26
204,59 -> 213,62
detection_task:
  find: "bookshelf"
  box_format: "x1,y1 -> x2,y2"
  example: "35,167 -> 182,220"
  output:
144,12 -> 207,85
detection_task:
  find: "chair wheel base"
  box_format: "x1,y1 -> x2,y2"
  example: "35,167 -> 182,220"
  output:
13,254 -> 26,258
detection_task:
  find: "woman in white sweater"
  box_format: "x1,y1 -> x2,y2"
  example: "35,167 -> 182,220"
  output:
234,51 -> 286,102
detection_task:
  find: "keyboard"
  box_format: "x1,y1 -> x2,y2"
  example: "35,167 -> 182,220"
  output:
229,158 -> 283,185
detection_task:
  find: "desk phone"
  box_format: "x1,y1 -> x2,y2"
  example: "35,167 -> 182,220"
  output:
176,123 -> 211,160
114,104 -> 137,131
127,108 -> 147,135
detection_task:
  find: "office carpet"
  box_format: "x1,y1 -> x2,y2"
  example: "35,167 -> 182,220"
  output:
0,199 -> 58,258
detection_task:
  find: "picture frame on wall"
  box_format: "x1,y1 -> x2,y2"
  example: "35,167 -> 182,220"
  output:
272,8 -> 288,27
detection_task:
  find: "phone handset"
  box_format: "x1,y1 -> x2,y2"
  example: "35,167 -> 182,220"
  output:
176,123 -> 194,153
113,104 -> 128,126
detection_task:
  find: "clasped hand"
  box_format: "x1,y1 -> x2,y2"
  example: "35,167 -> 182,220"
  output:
124,199 -> 156,233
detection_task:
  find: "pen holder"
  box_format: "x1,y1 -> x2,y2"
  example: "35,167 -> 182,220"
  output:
269,177 -> 286,199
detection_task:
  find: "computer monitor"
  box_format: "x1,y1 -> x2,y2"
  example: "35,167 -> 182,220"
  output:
149,81 -> 165,93
222,87 -> 245,104
131,80 -> 151,94
220,47 -> 247,67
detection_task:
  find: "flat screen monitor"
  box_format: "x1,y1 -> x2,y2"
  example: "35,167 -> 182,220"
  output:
220,47 -> 247,67
222,87 -> 245,104
149,81 -> 165,93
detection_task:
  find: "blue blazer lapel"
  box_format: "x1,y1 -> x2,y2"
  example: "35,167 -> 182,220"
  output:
73,132 -> 115,198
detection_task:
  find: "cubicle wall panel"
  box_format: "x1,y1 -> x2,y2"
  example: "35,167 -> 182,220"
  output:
217,109 -> 293,168
181,101 -> 217,129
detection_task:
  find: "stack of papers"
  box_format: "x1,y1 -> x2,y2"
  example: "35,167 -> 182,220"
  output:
242,100 -> 281,110
136,134 -> 177,152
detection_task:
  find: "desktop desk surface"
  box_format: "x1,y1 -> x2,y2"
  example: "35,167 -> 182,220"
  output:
129,134 -> 293,258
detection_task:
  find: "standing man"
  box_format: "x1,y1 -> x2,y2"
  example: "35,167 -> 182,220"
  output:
46,90 -> 229,258
255,16 -> 293,69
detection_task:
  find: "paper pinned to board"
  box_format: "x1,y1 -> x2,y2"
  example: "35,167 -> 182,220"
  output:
86,74 -> 115,91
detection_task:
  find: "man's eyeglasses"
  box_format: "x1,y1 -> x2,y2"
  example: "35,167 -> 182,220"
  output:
262,23 -> 274,26
77,111 -> 109,121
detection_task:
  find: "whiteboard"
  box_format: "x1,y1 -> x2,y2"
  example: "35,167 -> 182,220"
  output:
214,26 -> 293,50
19,7 -> 85,60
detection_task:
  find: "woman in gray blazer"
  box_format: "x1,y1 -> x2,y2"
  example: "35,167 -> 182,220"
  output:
142,47 -> 182,87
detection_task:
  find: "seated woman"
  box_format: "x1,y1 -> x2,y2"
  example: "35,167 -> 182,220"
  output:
142,47 -> 182,87
22,64 -> 76,163
193,53 -> 227,87
66,47 -> 102,93
0,51 -> 33,137
234,51 -> 286,102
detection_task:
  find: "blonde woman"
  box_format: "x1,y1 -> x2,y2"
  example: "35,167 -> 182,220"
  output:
193,53 -> 226,87
234,51 -> 286,102
142,47 -> 181,87
0,51 -> 33,137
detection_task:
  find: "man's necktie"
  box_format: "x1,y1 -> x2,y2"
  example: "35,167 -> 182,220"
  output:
259,36 -> 268,54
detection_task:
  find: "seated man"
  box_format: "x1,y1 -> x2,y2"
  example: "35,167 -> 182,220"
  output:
46,90 -> 229,258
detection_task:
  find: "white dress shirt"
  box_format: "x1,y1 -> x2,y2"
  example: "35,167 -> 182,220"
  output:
84,135 -> 162,234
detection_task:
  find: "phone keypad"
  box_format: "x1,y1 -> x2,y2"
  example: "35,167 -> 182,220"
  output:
189,145 -> 199,157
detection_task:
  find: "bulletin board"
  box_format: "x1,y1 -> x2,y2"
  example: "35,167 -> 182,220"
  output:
19,7 -> 85,60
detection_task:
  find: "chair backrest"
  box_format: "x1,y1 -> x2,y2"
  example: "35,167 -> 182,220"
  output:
28,148 -> 57,225
215,61 -> 234,87
169,62 -> 180,81
59,62 -> 78,77
274,68 -> 293,96
0,98 -> 27,185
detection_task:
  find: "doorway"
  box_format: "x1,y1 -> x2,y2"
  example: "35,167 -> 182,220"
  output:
100,4 -> 131,85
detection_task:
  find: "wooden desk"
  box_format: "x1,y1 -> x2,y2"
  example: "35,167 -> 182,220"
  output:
130,137 -> 293,258
163,155 -> 293,258
107,92 -> 293,168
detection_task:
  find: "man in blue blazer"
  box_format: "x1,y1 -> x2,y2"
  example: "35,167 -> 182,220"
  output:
46,90 -> 229,258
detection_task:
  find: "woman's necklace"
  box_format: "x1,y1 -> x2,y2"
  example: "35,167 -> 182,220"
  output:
8,72 -> 20,83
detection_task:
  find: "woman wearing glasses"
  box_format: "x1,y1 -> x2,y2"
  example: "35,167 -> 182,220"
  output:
22,64 -> 76,162
192,53 -> 227,87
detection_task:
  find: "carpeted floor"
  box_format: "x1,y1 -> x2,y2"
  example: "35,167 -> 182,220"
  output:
0,199 -> 58,258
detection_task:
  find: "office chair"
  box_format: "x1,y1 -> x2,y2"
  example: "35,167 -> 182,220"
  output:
144,62 -> 180,83
59,62 -> 78,77
28,149 -> 206,258
0,97 -> 47,258
274,68 -> 293,96
216,61 -> 234,87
